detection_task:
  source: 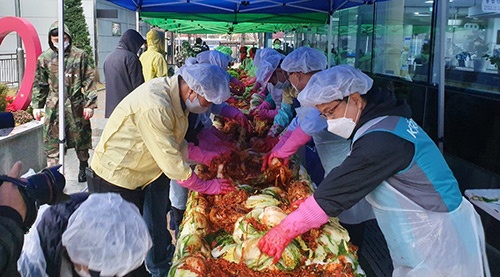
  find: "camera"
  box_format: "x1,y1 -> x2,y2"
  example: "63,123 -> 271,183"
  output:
0,165 -> 70,230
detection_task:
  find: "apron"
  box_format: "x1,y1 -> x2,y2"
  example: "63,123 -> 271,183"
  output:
313,128 -> 375,224
355,116 -> 490,276
366,182 -> 489,277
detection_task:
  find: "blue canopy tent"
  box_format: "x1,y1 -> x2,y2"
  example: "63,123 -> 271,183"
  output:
102,0 -> 379,68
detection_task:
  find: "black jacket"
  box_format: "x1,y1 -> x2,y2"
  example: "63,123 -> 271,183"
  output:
37,193 -> 89,277
104,29 -> 145,118
0,206 -> 24,276
315,86 -> 415,216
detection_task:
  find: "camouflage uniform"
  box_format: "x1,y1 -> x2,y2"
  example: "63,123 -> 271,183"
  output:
31,22 -> 97,167
176,41 -> 195,67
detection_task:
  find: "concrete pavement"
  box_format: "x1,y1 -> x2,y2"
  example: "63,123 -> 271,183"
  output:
63,87 -> 107,194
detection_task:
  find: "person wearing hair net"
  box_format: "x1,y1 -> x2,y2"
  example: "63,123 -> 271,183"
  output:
249,49 -> 286,122
258,65 -> 490,276
139,28 -> 169,81
18,193 -> 152,277
87,63 -> 235,276
261,49 -> 373,249
168,51 -> 251,236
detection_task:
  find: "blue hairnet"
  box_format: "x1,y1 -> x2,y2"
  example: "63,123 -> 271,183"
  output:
195,50 -> 231,69
281,47 -> 327,73
298,65 -> 373,106
178,63 -> 230,104
61,193 -> 152,276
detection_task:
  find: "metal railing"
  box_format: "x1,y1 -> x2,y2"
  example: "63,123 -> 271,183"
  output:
0,53 -> 19,85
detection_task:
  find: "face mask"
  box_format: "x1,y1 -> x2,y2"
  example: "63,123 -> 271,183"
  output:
273,44 -> 280,50
185,95 -> 210,114
274,79 -> 290,90
326,97 -> 360,139
75,268 -> 91,277
53,41 -> 70,51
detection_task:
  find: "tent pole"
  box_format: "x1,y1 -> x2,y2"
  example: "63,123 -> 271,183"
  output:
136,8 -> 140,31
58,0 -> 65,173
327,13 -> 333,68
437,0 -> 446,152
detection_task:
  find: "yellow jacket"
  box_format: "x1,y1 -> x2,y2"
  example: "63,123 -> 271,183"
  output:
139,29 -> 169,81
91,76 -> 191,190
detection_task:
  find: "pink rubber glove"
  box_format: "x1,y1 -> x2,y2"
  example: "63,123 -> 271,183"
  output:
220,105 -> 252,133
177,172 -> 235,195
272,128 -> 293,152
258,196 -> 329,263
262,126 -> 311,171
188,143 -> 224,166
257,100 -> 272,111
256,108 -> 278,120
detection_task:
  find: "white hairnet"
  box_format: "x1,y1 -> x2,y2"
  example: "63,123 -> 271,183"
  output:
195,50 -> 231,69
253,48 -> 283,68
298,64 -> 373,106
178,63 -> 230,104
61,193 -> 151,276
281,47 -> 327,73
255,50 -> 285,85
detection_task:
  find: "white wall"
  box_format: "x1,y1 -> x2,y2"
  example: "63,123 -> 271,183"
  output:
95,0 -> 149,82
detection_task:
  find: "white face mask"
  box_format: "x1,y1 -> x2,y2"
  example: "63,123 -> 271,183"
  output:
185,94 -> 210,114
75,267 -> 91,277
326,97 -> 360,139
53,41 -> 70,51
274,79 -> 289,90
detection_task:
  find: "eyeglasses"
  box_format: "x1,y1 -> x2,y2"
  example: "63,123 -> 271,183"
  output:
319,100 -> 343,119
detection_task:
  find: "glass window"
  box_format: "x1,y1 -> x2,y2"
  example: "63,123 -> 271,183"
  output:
372,1 -> 433,81
445,1 -> 500,94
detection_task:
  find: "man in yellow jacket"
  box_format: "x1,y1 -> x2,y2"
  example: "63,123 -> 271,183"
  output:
87,63 -> 234,276
139,28 -> 169,81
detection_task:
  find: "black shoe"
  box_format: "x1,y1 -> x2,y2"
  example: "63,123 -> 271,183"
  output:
78,169 -> 87,182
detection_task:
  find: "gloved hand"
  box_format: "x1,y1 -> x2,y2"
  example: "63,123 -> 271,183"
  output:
250,93 -> 266,111
230,77 -> 246,94
262,126 -> 311,171
258,196 -> 329,263
255,108 -> 278,120
188,143 -> 225,166
251,136 -> 279,153
267,124 -> 284,138
83,108 -> 94,120
177,172 -> 235,195
220,105 -> 252,133
33,109 -> 44,121
256,100 -> 272,111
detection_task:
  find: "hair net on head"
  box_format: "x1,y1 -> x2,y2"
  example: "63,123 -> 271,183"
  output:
195,50 -> 231,69
253,48 -> 282,68
298,64 -> 373,107
61,193 -> 151,276
255,50 -> 285,85
281,47 -> 327,73
178,63 -> 230,104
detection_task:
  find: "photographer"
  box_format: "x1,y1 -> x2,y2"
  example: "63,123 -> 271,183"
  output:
0,161 -> 27,275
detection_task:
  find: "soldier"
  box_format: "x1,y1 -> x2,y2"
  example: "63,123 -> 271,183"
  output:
32,21 -> 97,183
176,40 -> 195,67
